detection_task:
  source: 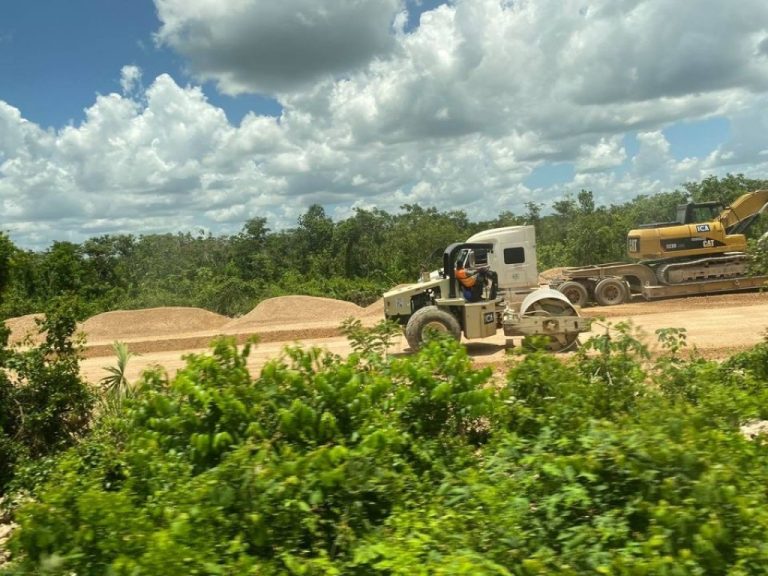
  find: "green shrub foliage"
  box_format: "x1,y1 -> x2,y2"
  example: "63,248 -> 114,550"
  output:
0,297 -> 93,492
5,327 -> 768,574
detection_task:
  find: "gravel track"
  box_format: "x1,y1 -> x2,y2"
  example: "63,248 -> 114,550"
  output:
5,291 -> 767,384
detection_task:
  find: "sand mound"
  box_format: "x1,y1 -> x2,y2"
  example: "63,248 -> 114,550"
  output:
538,267 -> 568,284
4,313 -> 45,345
225,295 -> 363,330
360,298 -> 385,318
80,307 -> 230,343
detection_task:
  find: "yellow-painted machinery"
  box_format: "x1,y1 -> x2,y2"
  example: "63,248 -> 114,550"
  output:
553,190 -> 768,306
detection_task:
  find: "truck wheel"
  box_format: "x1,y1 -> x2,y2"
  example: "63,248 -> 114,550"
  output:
557,281 -> 589,307
594,277 -> 628,306
405,306 -> 461,351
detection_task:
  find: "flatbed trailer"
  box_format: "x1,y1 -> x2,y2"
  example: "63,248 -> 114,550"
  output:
641,275 -> 767,300
551,261 -> 768,307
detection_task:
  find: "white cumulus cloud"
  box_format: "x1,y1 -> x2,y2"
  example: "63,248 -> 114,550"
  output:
153,0 -> 404,94
3,0 -> 768,249
120,65 -> 143,95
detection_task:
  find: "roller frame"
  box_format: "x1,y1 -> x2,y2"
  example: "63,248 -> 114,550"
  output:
502,288 -> 589,351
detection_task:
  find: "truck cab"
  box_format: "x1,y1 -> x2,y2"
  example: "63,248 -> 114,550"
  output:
463,226 -> 540,298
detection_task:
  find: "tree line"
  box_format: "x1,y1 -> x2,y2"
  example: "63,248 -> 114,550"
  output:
1,174 -> 766,321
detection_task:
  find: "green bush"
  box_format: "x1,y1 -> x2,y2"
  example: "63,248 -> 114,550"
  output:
5,325 -> 768,574
0,297 -> 94,493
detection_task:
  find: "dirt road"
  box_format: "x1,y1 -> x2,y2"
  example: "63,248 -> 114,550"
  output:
76,291 -> 768,385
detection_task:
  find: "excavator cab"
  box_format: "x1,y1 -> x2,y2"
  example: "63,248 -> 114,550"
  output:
676,201 -> 723,226
636,201 -> 723,230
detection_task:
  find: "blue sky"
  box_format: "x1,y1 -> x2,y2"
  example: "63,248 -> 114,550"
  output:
1,0 -> 443,128
1,0 -> 768,249
0,0 -> 288,127
1,1 -> 170,127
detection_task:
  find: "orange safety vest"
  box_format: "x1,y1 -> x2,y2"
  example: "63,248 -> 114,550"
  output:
456,268 -> 476,288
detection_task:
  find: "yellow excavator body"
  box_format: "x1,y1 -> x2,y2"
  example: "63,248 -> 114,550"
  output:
627,221 -> 746,260
627,189 -> 768,261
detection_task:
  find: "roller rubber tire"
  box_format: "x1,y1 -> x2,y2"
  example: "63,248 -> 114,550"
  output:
405,306 -> 461,351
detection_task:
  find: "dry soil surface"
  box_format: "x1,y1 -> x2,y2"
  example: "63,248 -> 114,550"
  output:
5,291 -> 767,386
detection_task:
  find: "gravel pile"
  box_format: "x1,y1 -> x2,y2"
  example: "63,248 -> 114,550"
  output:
224,295 -> 364,331
4,313 -> 45,345
81,307 -> 230,343
538,267 -> 568,284
5,296 -> 390,357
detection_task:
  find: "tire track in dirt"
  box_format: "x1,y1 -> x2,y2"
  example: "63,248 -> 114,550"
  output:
6,291 -> 767,384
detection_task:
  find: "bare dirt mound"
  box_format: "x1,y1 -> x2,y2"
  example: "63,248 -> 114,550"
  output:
4,313 -> 45,345
360,298 -> 385,319
80,307 -> 230,343
225,296 -> 364,330
82,296 -> 387,358
538,267 -> 568,284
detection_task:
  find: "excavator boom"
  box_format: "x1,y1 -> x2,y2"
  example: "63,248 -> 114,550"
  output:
717,189 -> 768,234
627,189 -> 768,261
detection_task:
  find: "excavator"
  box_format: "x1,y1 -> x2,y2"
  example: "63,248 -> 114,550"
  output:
553,189 -> 768,306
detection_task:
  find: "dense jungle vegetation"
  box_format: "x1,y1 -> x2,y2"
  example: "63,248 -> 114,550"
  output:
1,174 -> 767,321
1,308 -> 768,574
1,174 -> 768,573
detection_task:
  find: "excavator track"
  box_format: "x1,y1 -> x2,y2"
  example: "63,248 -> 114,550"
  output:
654,254 -> 750,285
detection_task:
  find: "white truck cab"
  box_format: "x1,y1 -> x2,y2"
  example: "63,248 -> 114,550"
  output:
463,226 -> 539,298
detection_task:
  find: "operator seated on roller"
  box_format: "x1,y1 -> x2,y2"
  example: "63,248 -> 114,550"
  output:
455,259 -> 488,302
